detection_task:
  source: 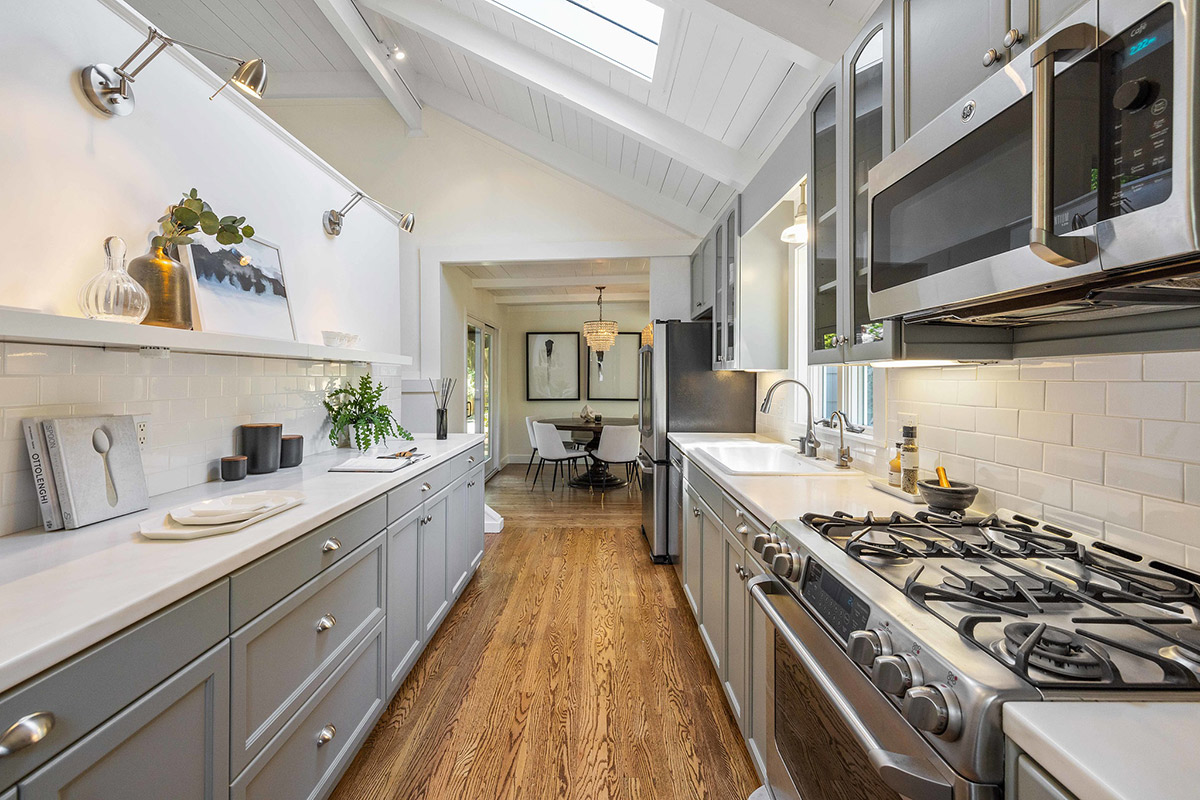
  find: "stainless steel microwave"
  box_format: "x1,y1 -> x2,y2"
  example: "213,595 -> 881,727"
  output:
868,0 -> 1200,325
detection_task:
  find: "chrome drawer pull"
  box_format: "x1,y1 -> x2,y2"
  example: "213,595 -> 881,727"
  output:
316,724 -> 336,747
420,482 -> 432,493
315,613 -> 337,633
736,523 -> 749,536
467,456 -> 475,463
692,507 -> 701,517
321,537 -> 341,553
0,712 -> 55,757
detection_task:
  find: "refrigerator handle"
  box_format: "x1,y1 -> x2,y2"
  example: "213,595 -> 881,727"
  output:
637,345 -> 651,436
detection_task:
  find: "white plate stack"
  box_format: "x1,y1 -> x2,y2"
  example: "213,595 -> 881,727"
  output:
139,490 -> 306,540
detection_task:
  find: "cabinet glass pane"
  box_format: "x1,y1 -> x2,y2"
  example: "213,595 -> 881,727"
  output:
725,209 -> 736,363
714,225 -> 724,360
852,30 -> 885,346
812,87 -> 838,352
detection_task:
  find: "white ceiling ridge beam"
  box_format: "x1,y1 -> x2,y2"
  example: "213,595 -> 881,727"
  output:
494,293 -> 648,305
416,77 -> 713,236
472,275 -> 649,289
313,0 -> 425,136
667,0 -> 833,72
362,0 -> 755,188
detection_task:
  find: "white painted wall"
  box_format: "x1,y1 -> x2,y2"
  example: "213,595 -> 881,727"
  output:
649,256 -> 691,321
1,0 -> 404,354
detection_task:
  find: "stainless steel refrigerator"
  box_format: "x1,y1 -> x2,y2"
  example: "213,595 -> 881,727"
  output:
637,321 -> 757,564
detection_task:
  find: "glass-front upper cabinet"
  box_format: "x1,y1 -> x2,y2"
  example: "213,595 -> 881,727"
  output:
809,74 -> 841,364
723,203 -> 738,365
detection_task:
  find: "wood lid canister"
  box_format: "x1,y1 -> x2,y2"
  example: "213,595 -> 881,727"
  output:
280,434 -> 304,468
241,423 -> 283,474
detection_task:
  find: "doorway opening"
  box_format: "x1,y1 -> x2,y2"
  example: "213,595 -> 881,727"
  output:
466,319 -> 499,476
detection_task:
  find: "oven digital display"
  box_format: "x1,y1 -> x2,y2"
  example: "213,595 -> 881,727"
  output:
800,559 -> 870,641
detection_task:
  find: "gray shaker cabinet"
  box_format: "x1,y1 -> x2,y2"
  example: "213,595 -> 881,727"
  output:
2,786 -> 13,800
447,473 -> 472,599
19,642 -> 230,800
721,525 -> 747,730
420,486 -> 452,639
468,465 -> 486,571
697,495 -> 725,676
386,504 -> 423,695
682,486 -> 703,618
743,553 -> 769,784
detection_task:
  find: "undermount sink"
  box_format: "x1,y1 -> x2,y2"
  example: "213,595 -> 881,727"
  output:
693,441 -> 851,476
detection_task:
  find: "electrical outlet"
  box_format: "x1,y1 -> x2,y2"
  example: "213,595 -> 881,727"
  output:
135,418 -> 150,452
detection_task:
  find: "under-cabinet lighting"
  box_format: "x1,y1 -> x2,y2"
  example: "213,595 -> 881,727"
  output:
869,360 -> 973,369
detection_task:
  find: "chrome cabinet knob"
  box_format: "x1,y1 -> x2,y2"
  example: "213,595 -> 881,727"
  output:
693,507 -> 701,518
316,723 -> 336,747
873,654 -> 923,696
762,541 -> 788,562
315,613 -> 337,633
467,456 -> 475,463
752,532 -> 778,553
0,712 -> 55,757
1003,28 -> 1023,48
847,628 -> 891,667
735,523 -> 749,536
771,551 -> 803,581
902,685 -> 961,739
321,537 -> 341,553
983,48 -> 1002,67
420,482 -> 432,493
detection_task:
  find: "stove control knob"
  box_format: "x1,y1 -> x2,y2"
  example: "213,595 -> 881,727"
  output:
847,629 -> 891,667
762,541 -> 789,562
771,551 -> 803,581
752,532 -> 779,553
873,654 -> 923,697
902,684 -> 962,739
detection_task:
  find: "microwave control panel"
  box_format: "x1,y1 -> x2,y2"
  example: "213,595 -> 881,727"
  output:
1101,4 -> 1174,218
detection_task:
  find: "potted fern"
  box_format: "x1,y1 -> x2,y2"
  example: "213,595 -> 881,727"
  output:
324,375 -> 413,452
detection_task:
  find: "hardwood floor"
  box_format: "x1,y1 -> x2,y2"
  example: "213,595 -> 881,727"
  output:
330,464 -> 760,800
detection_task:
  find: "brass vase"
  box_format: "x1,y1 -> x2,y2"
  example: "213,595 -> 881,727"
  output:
127,246 -> 193,329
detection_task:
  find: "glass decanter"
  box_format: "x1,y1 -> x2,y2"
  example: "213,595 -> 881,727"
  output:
78,236 -> 151,323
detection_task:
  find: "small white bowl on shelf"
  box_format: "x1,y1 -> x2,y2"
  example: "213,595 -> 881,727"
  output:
321,330 -> 359,349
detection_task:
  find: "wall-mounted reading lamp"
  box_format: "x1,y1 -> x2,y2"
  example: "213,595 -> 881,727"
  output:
323,191 -> 416,236
81,27 -> 268,117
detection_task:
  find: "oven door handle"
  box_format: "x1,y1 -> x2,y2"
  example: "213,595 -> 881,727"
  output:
1029,21 -> 1099,268
748,577 -> 953,800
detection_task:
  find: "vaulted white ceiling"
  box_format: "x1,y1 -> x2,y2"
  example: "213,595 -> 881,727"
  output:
451,258 -> 650,304
125,0 -> 878,235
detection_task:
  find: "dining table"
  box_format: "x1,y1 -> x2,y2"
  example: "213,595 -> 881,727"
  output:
542,417 -> 637,489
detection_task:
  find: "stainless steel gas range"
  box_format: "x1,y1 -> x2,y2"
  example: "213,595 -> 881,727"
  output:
748,509 -> 1200,800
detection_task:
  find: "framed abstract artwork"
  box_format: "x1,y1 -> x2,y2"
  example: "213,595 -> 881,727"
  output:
526,332 -> 580,400
179,234 -> 296,341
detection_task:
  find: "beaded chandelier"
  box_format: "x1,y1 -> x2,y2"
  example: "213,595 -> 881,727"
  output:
582,286 -> 618,352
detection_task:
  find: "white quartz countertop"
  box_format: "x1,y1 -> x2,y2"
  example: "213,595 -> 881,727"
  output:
1004,702 -> 1200,800
0,434 -> 482,694
667,432 -> 919,526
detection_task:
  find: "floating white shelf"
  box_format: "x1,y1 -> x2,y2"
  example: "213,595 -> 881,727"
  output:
0,309 -> 412,366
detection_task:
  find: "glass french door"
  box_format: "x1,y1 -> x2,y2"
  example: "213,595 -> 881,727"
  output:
466,319 -> 498,475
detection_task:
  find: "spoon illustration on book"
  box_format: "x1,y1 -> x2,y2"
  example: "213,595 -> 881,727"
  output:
92,427 -> 118,507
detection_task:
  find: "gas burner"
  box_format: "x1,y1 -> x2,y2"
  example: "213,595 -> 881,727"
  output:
998,623 -> 1109,681
1159,626 -> 1200,670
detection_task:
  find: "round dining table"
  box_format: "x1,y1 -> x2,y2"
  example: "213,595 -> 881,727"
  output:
542,417 -> 638,489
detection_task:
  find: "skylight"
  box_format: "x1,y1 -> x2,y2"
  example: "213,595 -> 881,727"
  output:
486,0 -> 665,80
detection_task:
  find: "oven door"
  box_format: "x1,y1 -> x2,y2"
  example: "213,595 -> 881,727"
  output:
868,0 -> 1196,322
748,576 -> 972,800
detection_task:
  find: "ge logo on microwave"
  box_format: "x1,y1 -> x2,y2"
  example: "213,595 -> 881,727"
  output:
961,100 -> 976,123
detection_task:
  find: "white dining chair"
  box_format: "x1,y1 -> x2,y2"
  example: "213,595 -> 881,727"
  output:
524,416 -> 540,481
531,422 -> 588,491
591,424 -> 641,490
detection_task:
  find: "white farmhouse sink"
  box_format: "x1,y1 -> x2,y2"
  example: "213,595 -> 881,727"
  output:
693,442 -> 850,476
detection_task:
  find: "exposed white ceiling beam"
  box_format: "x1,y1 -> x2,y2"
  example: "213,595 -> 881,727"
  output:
667,0 -> 833,73
313,0 -> 424,135
417,77 -> 713,236
363,0 -> 756,188
494,292 -> 649,305
472,275 -> 649,290
692,0 -> 866,64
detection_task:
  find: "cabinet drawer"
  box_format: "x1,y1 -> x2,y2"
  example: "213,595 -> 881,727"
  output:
683,459 -> 723,513
229,496 -> 385,630
0,581 -> 228,789
721,495 -> 768,549
232,622 -> 386,800
230,534 -> 384,775
387,462 -> 452,524
19,641 -> 229,800
451,444 -> 485,479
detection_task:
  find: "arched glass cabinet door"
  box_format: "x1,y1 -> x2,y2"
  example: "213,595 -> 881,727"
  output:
809,83 -> 840,359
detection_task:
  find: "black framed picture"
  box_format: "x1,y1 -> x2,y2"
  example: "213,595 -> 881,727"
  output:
587,332 -> 640,401
526,332 -> 580,400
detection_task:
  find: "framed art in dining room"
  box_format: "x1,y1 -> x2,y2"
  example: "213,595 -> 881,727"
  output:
587,332 -> 640,401
526,332 -> 580,401
178,233 -> 296,341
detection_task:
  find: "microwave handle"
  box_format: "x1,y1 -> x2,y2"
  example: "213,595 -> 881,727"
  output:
748,577 -> 953,800
1029,22 -> 1098,267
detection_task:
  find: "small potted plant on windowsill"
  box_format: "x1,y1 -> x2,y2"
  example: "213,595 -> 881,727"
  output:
325,375 -> 413,452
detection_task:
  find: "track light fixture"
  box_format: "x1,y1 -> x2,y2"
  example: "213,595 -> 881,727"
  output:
323,191 -> 416,236
81,27 -> 268,117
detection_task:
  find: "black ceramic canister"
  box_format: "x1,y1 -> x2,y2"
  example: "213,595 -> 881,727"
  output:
221,455 -> 248,481
280,434 -> 304,468
241,423 -> 283,474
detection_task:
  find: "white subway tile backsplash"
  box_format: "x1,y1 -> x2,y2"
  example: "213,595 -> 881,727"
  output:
1072,482 -> 1143,528
71,348 -> 127,375
1019,361 -> 1073,380
1107,382 -> 1185,420
976,461 -> 1019,494
939,453 -> 975,483
1144,351 -> 1200,381
956,431 -> 996,461
1071,354 -> 1143,381
921,426 -> 956,453
1105,453 -> 1183,500
1043,507 -> 1103,537
1187,465 -> 1200,505
1142,420 -> 1200,463
995,436 -> 1044,470
1104,523 -> 1186,563
941,405 -> 976,431
974,407 -> 1019,437
1187,384 -> 1200,422
1019,469 -> 1072,508
997,381 -> 1044,410
1018,410 -> 1073,444
1073,414 -> 1140,454
0,378 -> 38,407
1046,382 -> 1106,415
1043,444 -> 1104,484
1143,497 -> 1200,544
3,344 -> 74,375
957,380 -> 996,407
39,376 -> 100,405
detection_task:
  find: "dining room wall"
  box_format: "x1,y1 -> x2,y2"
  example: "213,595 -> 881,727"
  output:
501,302 -> 649,466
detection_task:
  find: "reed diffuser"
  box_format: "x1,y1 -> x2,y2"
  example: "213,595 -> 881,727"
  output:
430,378 -> 456,440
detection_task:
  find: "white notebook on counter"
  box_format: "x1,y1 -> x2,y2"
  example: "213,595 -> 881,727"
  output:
329,452 -> 431,473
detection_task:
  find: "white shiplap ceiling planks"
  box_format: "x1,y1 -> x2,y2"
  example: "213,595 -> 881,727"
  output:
123,0 -> 875,236
451,258 -> 652,304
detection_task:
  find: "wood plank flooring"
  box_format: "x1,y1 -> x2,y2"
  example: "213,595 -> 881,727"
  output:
330,464 -> 760,800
